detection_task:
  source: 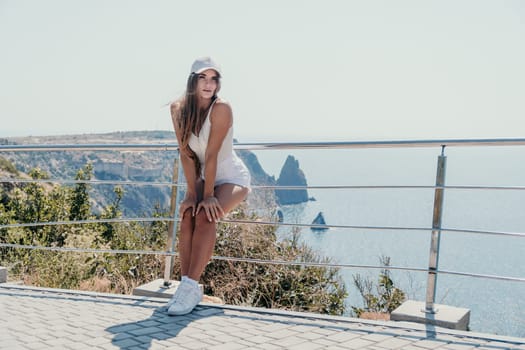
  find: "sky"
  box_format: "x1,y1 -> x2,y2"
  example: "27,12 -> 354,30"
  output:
1,0 -> 524,142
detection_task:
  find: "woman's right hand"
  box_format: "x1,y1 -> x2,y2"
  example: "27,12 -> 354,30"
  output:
179,195 -> 197,218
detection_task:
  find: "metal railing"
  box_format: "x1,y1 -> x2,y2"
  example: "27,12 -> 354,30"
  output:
1,138 -> 525,316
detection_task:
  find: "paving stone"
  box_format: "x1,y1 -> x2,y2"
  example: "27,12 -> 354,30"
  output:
265,329 -> 301,340
207,342 -> 247,350
246,335 -> 275,344
290,325 -> 319,333
232,339 -> 257,347
201,338 -> 230,347
126,345 -> 146,350
361,332 -> 394,342
186,330 -> 216,341
193,307 -> 224,317
375,337 -> 414,349
287,341 -> 325,350
8,333 -> 42,343
128,326 -> 165,336
180,340 -> 212,349
213,334 -> 242,343
312,327 -> 339,336
227,329 -> 262,339
395,332 -> 428,342
271,336 -> 308,347
112,338 -> 141,348
86,337 -> 113,347
111,332 -> 135,341
338,337 -> 375,349
134,335 -> 159,345
22,342 -> 48,350
259,323 -> 291,333
441,344 -> 478,350
252,344 -> 282,350
414,338 -> 452,349
296,331 -> 325,340
312,338 -> 339,346
325,331 -> 362,343
152,331 -> 178,342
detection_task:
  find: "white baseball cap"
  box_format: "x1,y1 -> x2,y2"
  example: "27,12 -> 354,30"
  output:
190,57 -> 221,75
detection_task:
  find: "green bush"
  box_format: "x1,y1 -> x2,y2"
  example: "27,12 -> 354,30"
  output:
352,255 -> 406,317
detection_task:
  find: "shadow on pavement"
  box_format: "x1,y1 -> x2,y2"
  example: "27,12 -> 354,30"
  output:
106,304 -> 224,350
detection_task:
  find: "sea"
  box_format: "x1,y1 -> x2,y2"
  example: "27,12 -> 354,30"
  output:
252,146 -> 525,338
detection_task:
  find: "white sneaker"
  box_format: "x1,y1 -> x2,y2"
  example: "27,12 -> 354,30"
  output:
165,281 -> 186,310
167,281 -> 203,316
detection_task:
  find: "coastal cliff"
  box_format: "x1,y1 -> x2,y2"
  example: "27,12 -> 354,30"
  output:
2,132 -> 311,214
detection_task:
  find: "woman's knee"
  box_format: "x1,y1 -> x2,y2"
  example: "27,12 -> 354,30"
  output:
194,210 -> 216,228
179,213 -> 194,233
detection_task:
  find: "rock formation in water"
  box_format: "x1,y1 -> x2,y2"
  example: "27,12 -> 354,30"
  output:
275,155 -> 309,205
311,211 -> 328,231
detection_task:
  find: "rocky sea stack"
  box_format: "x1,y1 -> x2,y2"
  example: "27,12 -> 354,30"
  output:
275,155 -> 309,205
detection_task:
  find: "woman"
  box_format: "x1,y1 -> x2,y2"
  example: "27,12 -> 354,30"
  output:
167,57 -> 251,315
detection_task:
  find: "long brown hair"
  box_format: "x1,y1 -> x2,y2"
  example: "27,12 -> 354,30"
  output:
176,72 -> 221,175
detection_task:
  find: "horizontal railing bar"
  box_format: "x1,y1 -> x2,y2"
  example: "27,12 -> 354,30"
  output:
437,185 -> 525,191
0,219 -> 426,231
221,219 -> 525,238
253,185 -> 525,191
437,269 -> 525,283
210,255 -> 430,272
2,178 -> 525,192
2,243 -> 524,283
234,138 -> 525,150
0,217 -> 432,232
211,256 -> 525,283
2,217 -> 524,238
2,138 -> 525,153
0,178 -> 181,188
0,243 -> 167,255
222,219 -> 430,231
0,143 -> 180,152
0,217 -> 174,229
0,243 -> 424,272
440,227 -> 525,238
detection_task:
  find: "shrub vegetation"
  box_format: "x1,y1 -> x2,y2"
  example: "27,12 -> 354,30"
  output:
0,163 -> 347,315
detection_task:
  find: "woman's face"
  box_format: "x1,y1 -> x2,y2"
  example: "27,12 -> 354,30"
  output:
196,69 -> 220,100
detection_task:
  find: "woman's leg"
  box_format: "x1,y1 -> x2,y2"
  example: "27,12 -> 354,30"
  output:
186,183 -> 249,280
215,183 -> 250,214
178,210 -> 194,277
186,211 -> 216,281
178,180 -> 203,277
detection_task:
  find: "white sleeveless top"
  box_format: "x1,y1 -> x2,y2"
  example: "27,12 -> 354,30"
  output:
188,100 -> 251,188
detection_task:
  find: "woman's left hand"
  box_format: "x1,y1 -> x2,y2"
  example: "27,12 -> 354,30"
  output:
197,196 -> 225,222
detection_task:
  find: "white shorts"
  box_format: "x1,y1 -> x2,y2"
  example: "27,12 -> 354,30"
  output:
202,155 -> 251,189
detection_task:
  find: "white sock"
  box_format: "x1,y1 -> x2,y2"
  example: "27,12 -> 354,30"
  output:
181,275 -> 189,282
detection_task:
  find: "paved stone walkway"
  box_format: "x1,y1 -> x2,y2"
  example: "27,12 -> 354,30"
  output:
1,284 -> 524,350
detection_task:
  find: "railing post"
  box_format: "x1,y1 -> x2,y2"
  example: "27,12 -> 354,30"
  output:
162,151 -> 182,287
425,145 -> 447,313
